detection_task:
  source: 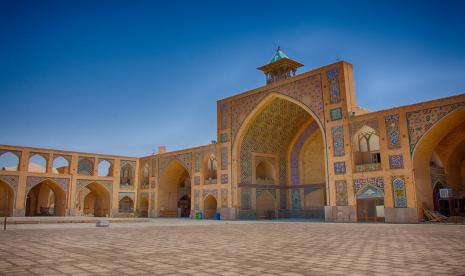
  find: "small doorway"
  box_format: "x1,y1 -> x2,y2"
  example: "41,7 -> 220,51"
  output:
356,186 -> 385,222
178,194 -> 191,217
204,194 -> 217,219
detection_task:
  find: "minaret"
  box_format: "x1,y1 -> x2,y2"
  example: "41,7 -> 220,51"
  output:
257,47 -> 303,84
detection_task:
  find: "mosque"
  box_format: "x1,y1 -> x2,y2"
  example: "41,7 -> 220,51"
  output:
1,48 -> 464,223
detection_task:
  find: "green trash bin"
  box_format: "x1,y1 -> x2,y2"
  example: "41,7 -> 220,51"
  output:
195,212 -> 203,219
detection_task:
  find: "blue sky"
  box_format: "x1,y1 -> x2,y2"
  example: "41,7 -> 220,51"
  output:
1,0 -> 464,157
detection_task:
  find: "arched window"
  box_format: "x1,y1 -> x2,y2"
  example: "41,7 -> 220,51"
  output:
120,163 -> 135,186
141,163 -> 149,188
78,158 -> 94,175
98,159 -> 112,177
53,156 -> 70,174
353,126 -> 381,172
28,154 -> 47,173
119,196 -> 134,213
205,154 -> 217,183
255,160 -> 275,184
0,151 -> 20,171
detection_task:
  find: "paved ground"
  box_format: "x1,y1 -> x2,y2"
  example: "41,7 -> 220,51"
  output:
0,219 -> 464,275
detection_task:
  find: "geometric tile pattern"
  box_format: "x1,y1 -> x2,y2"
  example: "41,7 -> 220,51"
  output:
335,180 -> 348,206
26,176 -> 70,193
75,179 -> 113,194
392,176 -> 407,208
326,68 -> 341,104
118,192 -> 135,201
290,121 -> 319,184
219,133 -> 229,143
358,185 -> 384,199
241,188 -> 251,209
194,152 -> 200,173
220,174 -> 228,184
221,147 -> 227,170
158,153 -> 192,177
389,154 -> 404,169
231,74 -> 324,143
194,190 -> 200,210
331,125 -> 345,156
0,175 -> 19,194
330,107 -> 342,121
353,177 -> 384,194
291,189 -> 301,209
220,102 -> 228,129
77,157 -> 94,175
406,101 -> 465,153
202,189 -> 218,200
194,176 -> 200,186
385,114 -> 401,149
334,162 -> 346,174
240,98 -> 310,185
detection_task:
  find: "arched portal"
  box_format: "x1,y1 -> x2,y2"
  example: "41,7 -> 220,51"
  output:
77,182 -> 111,217
25,179 -> 66,216
158,159 -> 191,217
356,185 -> 384,222
0,180 -> 14,216
119,196 -> 134,213
412,107 -> 465,217
178,194 -> 191,217
204,194 -> 217,219
233,93 -> 327,219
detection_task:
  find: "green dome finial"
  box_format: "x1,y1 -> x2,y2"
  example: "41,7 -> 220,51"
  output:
270,46 -> 289,63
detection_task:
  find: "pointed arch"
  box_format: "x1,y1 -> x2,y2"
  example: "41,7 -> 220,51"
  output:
232,92 -> 328,214
158,159 -> 191,217
77,181 -> 111,217
203,194 -> 218,219
25,178 -> 67,216
412,107 -> 465,211
0,179 -> 14,216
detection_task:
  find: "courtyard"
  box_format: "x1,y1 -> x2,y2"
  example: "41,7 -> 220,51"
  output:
0,219 -> 464,275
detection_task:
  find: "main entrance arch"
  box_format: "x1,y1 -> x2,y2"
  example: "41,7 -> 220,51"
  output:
0,180 -> 14,217
158,159 -> 191,217
25,179 -> 66,216
233,93 -> 327,219
77,182 -> 111,217
412,107 -> 465,217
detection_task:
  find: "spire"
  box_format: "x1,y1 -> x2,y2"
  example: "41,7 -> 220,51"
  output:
257,47 -> 303,84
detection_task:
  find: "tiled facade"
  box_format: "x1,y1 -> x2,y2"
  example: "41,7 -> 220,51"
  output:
1,52 -> 464,223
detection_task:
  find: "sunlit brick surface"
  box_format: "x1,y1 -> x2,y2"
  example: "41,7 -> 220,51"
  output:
0,220 -> 464,275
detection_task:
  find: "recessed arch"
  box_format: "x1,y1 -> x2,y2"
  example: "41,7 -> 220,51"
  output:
158,159 -> 191,217
412,107 -> 465,212
255,159 -> 276,184
25,179 -> 66,216
77,181 -> 111,217
352,125 -> 381,172
0,179 -> 14,216
232,92 -> 328,217
203,194 -> 217,219
119,196 -> 134,213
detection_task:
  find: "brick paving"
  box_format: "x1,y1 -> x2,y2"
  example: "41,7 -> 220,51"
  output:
0,220 -> 464,275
